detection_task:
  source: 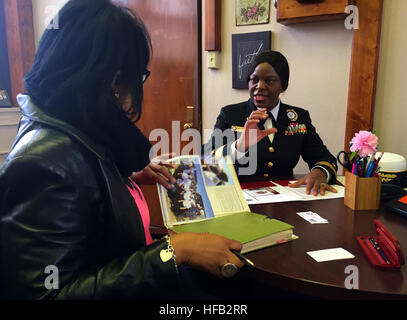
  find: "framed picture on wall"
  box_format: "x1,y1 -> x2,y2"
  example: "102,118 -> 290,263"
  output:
236,0 -> 270,26
232,31 -> 271,89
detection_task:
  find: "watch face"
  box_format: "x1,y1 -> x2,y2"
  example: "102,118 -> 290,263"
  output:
221,263 -> 238,278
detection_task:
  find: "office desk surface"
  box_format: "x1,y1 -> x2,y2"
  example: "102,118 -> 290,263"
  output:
246,198 -> 407,299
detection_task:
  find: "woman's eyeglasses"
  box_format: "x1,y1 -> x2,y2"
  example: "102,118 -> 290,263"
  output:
142,69 -> 150,84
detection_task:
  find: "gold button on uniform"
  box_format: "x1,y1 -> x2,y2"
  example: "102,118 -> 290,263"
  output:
263,174 -> 269,177
269,147 -> 275,153
268,162 -> 273,168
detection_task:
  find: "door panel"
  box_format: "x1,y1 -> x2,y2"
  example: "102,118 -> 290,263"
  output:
124,0 -> 202,225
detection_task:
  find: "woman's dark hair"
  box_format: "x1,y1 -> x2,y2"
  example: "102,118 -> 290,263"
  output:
246,51 -> 290,91
24,0 -> 152,124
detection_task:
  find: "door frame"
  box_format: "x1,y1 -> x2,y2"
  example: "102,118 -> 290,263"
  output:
3,0 -> 35,108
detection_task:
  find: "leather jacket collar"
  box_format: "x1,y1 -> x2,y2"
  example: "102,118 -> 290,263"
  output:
17,94 -> 108,160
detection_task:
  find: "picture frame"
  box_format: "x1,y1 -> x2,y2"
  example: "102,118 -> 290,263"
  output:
232,31 -> 271,89
236,0 -> 270,26
0,89 -> 12,107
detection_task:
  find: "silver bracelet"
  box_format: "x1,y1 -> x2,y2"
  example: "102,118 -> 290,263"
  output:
160,235 -> 178,273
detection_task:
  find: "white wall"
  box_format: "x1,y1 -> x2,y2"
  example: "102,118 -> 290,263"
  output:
202,2 -> 352,173
374,0 -> 407,160
32,0 -> 67,47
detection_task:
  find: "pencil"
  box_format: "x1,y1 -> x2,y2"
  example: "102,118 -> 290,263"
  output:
231,249 -> 255,266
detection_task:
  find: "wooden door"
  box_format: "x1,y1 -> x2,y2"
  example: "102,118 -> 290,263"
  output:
123,0 -> 202,225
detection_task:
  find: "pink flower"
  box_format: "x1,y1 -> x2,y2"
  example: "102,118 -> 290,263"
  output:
349,130 -> 378,157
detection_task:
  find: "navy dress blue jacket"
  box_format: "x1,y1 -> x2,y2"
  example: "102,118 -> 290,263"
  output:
203,99 -> 337,182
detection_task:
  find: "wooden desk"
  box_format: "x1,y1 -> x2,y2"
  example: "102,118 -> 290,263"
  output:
244,198 -> 407,299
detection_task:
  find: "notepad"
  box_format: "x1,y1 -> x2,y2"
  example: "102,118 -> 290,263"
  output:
171,211 -> 297,254
307,248 -> 355,262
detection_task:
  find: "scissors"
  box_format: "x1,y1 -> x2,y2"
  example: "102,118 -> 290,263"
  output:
336,151 -> 354,171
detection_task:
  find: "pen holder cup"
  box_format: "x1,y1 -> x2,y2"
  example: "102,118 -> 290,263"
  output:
344,171 -> 382,210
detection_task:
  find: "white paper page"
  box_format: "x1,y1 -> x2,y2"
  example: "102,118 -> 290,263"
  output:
287,181 -> 345,201
242,181 -> 344,205
307,248 -> 355,262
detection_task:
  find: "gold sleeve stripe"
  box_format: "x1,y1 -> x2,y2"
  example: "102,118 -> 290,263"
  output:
316,161 -> 337,173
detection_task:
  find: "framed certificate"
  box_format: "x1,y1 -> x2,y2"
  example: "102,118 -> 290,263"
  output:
232,31 -> 271,89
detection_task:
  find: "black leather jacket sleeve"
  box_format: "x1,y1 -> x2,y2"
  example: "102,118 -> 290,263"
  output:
0,155 -> 178,300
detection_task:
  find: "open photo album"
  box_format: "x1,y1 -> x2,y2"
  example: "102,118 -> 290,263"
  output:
157,155 -> 297,254
157,155 -> 249,228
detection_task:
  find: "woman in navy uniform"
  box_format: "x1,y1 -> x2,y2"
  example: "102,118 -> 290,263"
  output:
203,51 -> 337,196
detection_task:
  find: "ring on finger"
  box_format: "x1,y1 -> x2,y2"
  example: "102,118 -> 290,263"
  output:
320,183 -> 327,188
221,262 -> 238,278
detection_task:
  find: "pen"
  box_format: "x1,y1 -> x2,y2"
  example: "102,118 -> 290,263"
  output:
372,152 -> 384,173
361,158 -> 366,174
351,162 -> 356,175
365,152 -> 376,175
354,161 -> 360,175
369,238 -> 390,264
231,249 -> 255,267
356,161 -> 363,177
365,161 -> 375,177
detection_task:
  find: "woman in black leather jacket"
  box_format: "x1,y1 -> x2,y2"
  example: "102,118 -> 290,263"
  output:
0,0 -> 243,300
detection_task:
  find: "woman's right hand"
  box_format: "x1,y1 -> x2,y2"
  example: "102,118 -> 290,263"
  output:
131,153 -> 176,189
235,108 -> 277,152
169,232 -> 244,278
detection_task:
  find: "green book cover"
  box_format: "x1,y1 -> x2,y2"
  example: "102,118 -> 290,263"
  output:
170,211 -> 294,244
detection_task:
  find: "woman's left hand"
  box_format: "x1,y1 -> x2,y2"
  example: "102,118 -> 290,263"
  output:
131,155 -> 176,189
288,168 -> 337,196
